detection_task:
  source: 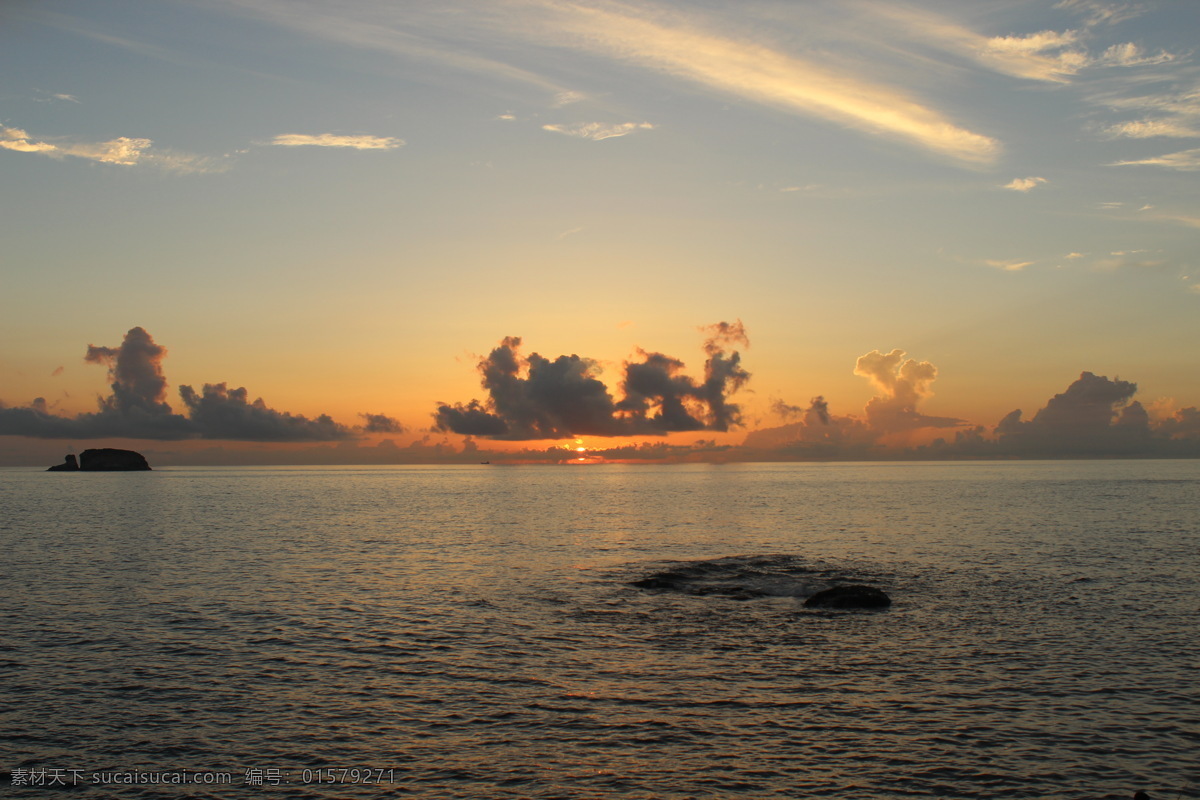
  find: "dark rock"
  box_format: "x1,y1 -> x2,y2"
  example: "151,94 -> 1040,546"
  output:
78,448 -> 151,471
47,454 -> 80,472
804,584 -> 891,609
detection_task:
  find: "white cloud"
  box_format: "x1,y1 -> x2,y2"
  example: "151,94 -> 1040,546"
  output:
985,259 -> 1035,271
1110,148 -> 1200,170
1004,176 -> 1049,192
496,113 -> 516,121
542,122 -> 654,141
1065,252 -> 1086,259
270,133 -> 404,149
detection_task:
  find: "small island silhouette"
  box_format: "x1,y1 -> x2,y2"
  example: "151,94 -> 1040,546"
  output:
47,449 -> 151,472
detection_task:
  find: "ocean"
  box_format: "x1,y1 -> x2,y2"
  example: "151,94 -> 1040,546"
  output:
2,461 -> 1197,799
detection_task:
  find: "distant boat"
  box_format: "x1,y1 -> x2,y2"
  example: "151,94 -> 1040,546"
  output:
480,461 -> 490,464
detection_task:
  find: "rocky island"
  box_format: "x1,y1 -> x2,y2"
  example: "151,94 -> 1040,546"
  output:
47,449 -> 152,471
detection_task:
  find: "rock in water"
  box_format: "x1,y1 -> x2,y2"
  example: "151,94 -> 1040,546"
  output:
78,448 -> 151,471
804,584 -> 891,609
47,454 -> 80,472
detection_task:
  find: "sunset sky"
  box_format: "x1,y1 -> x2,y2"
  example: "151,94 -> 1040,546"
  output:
2,0 -> 1198,464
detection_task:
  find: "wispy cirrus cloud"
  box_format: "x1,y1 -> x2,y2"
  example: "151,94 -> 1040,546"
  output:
1095,81 -> 1200,140
542,121 -> 653,141
207,0 -> 1000,165
1109,147 -> 1200,170
867,2 -> 1176,85
1054,0 -> 1148,29
1004,176 -> 1049,192
531,1 -> 999,165
270,133 -> 404,149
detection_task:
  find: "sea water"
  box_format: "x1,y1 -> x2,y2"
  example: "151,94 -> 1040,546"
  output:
1,461 -> 1197,799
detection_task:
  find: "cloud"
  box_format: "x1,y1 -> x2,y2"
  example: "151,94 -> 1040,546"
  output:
1102,119 -> 1200,139
532,1 -> 999,165
854,349 -> 964,433
0,328 -> 351,441
541,122 -> 654,141
994,371 -> 1152,455
1095,42 -> 1175,68
1109,148 -> 1200,170
208,0 -> 1002,165
874,2 -> 1177,87
434,322 -> 751,440
1,124 -> 226,173
1004,176 -> 1049,192
178,383 -> 349,441
1054,0 -> 1148,28
358,412 -> 406,433
552,90 -> 586,106
985,259 -> 1035,271
0,125 -> 152,165
270,133 -> 405,149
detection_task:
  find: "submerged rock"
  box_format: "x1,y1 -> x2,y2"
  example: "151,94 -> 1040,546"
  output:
803,584 -> 891,610
46,454 -> 80,472
629,555 -> 836,600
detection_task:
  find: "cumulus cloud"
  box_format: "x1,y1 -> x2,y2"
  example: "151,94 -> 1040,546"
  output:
1004,176 -> 1048,192
1109,148 -> 1200,170
541,122 -> 655,141
994,372 -> 1150,455
742,348 -> 961,458
0,328 -> 351,441
433,323 -> 751,440
854,349 -> 964,433
270,133 -> 405,149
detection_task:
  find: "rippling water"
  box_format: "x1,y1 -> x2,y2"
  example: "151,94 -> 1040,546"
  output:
2,461 -> 1198,799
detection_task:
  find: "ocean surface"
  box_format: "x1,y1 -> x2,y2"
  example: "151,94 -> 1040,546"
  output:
1,461 -> 1197,799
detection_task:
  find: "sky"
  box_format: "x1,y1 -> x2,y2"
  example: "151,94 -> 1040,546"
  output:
2,0 -> 1199,465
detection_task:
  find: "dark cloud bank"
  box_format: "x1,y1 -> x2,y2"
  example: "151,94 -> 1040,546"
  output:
745,351 -> 1200,460
434,321 -> 750,439
0,327 -> 381,442
3,326 -> 1198,461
